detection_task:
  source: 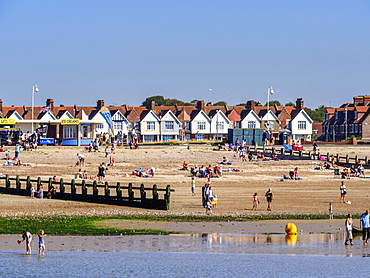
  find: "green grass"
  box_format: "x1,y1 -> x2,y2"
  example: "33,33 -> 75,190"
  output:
0,216 -> 172,235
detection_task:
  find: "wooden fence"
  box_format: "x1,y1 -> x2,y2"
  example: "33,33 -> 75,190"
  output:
247,145 -> 370,167
0,175 -> 174,210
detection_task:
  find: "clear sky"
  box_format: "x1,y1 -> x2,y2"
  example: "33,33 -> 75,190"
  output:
1,0 -> 369,109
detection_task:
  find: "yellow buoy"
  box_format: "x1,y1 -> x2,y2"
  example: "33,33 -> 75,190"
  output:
285,223 -> 297,235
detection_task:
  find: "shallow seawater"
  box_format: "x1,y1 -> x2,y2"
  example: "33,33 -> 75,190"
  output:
1,233 -> 370,277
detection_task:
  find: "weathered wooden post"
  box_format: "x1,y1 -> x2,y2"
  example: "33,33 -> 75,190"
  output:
16,175 -> 21,192
71,179 -> 76,195
165,185 -> 171,210
298,150 -> 302,157
82,180 -> 87,197
327,153 -> 330,161
5,174 -> 10,189
93,180 -> 98,197
140,184 -> 146,202
281,147 -> 285,156
26,176 -> 31,191
272,147 -> 275,154
346,155 -> 349,164
365,156 -> 368,165
336,154 -> 339,164
37,177 -> 42,189
355,155 -> 358,164
152,184 -> 158,201
128,183 -> 134,202
59,178 -> 65,195
47,178 -> 53,191
116,182 -> 122,199
105,181 -> 110,197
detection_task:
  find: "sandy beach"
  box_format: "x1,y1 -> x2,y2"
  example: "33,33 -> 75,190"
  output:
0,144 -> 369,233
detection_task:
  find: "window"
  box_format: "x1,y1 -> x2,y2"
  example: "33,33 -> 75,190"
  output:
63,126 -> 77,138
96,124 -> 104,129
147,121 -> 155,130
82,125 -> 91,138
247,121 -> 256,129
165,121 -> 174,130
113,121 -> 123,130
265,121 -> 274,130
144,135 -> 155,142
216,121 -> 224,130
197,121 -> 206,130
298,121 -> 306,130
195,134 -> 205,141
163,135 -> 174,141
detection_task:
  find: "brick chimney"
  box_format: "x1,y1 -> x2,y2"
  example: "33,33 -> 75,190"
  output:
0,99 -> 3,115
196,100 -> 205,110
295,98 -> 304,109
353,96 -> 363,106
146,100 -> 155,110
364,96 -> 370,106
97,100 -> 105,109
246,100 -> 255,110
46,99 -> 54,113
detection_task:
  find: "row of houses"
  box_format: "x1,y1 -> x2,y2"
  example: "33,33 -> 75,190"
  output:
0,98 -> 313,145
322,95 -> 370,142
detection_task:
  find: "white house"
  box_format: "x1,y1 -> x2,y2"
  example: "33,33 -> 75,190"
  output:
208,109 -> 230,140
158,110 -> 182,141
139,110 -> 161,142
288,109 -> 313,142
190,110 -> 211,141
239,110 -> 262,129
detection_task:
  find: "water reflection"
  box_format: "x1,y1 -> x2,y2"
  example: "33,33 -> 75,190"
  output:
0,233 -> 366,257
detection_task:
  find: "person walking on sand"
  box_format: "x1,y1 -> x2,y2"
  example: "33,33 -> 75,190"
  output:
38,230 -> 46,255
191,177 -> 195,196
360,210 -> 370,245
340,181 -> 347,203
329,203 -> 333,220
265,188 -> 273,211
345,214 -> 354,245
252,192 -> 259,211
20,231 -> 32,254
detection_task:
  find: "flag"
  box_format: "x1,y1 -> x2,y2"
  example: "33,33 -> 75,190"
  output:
99,106 -> 114,135
39,106 -> 50,113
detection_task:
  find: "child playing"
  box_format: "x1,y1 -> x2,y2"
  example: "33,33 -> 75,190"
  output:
191,177 -> 195,196
20,231 -> 32,254
38,230 -> 45,256
252,192 -> 259,211
104,146 -> 109,158
30,185 -> 35,198
329,202 -> 333,220
206,200 -> 212,214
211,195 -> 218,207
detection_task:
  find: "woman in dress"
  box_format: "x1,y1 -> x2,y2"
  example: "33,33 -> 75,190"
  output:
345,213 -> 354,245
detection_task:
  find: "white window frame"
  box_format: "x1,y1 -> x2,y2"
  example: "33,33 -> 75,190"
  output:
197,121 -> 206,130
247,121 -> 256,129
298,121 -> 306,130
147,121 -> 155,130
164,121 -> 174,130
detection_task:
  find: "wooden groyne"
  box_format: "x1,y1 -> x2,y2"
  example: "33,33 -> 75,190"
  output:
0,175 -> 174,210
247,145 -> 369,168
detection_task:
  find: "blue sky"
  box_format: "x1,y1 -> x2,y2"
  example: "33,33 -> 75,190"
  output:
1,0 -> 369,109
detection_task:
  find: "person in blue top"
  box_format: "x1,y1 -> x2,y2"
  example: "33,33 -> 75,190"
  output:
14,143 -> 20,159
360,210 -> 370,246
38,230 -> 45,256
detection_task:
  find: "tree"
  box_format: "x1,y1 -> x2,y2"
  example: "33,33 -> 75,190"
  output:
285,102 -> 295,106
142,95 -> 165,107
213,101 -> 228,106
164,98 -> 192,106
264,100 -> 281,106
305,105 -> 327,123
